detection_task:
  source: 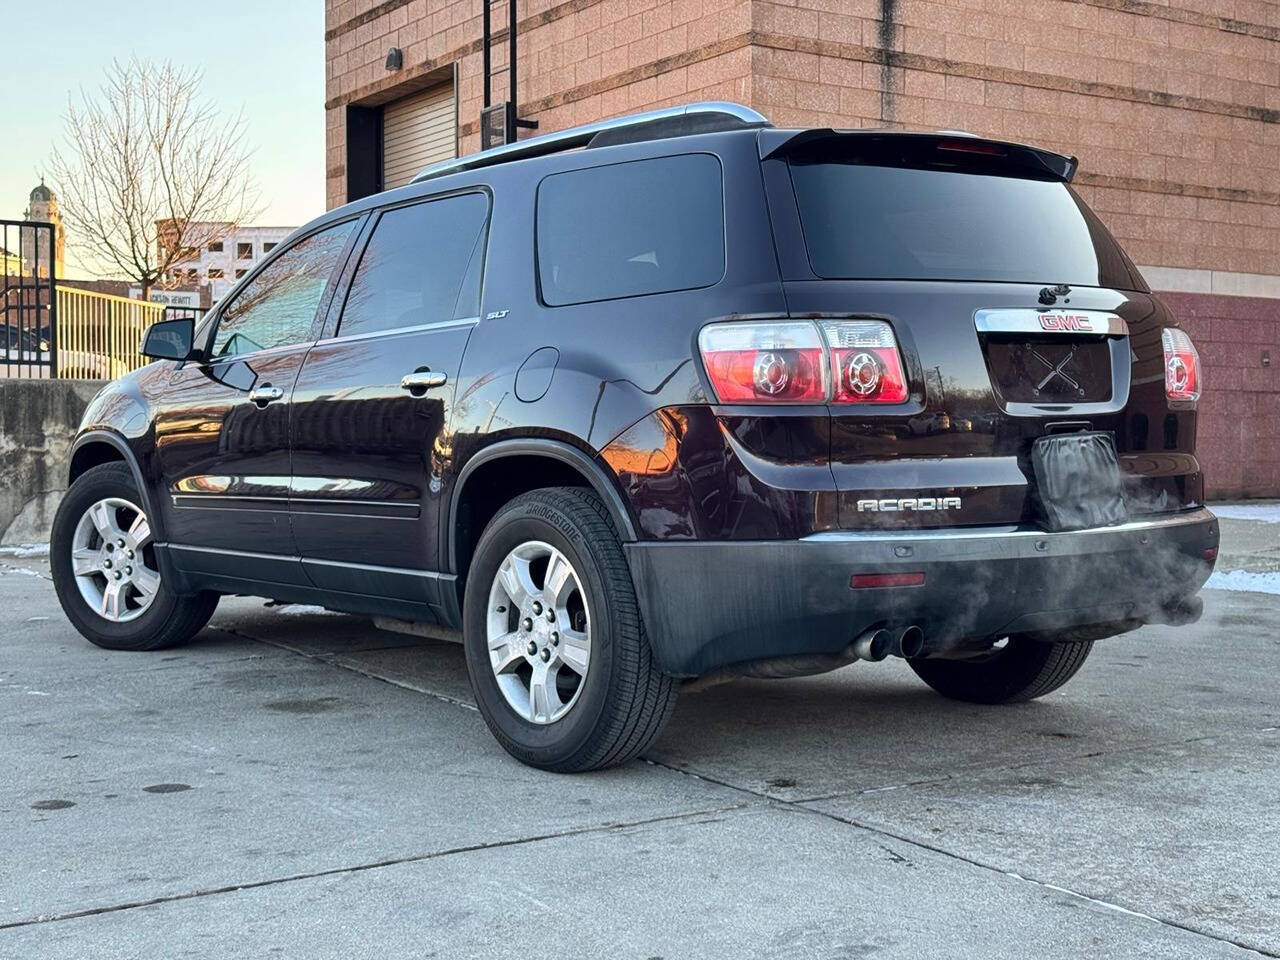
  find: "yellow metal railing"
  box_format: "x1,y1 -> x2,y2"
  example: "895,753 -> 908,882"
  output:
54,288 -> 167,380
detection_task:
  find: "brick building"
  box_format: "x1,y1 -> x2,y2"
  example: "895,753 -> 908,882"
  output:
324,0 -> 1279,497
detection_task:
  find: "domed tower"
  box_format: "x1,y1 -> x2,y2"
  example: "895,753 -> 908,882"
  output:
22,180 -> 66,278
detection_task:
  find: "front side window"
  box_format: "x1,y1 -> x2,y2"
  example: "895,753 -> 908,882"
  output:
536,153 -> 725,306
337,192 -> 489,338
210,221 -> 354,358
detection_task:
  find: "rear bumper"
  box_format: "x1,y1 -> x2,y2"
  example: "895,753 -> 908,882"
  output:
625,508 -> 1219,676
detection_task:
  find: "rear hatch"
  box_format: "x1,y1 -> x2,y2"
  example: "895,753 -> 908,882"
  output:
760,130 -> 1201,529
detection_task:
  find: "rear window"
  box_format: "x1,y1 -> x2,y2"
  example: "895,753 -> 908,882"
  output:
788,157 -> 1140,289
537,154 -> 725,306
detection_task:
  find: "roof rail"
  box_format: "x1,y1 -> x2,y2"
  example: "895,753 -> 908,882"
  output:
411,101 -> 770,184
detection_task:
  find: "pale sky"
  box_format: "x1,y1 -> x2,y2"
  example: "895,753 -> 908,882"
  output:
1,0 -> 325,278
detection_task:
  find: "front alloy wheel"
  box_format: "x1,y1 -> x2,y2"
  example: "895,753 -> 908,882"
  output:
51,461 -> 219,651
69,497 -> 161,622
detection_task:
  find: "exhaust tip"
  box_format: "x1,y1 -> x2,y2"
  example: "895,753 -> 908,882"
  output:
853,628 -> 892,662
898,625 -> 925,659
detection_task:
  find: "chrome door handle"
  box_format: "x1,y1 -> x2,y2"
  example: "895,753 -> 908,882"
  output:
249,384 -> 284,405
400,371 -> 448,392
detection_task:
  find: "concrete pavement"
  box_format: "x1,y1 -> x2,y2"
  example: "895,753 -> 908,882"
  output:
1,514 -> 1277,958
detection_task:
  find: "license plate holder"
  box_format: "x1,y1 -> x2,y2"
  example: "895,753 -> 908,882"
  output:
1031,432 -> 1128,532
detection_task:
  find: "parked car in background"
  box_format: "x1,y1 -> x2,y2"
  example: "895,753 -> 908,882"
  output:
50,103 -> 1218,772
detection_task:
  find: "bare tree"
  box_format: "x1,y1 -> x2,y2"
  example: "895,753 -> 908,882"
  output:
49,57 -> 260,298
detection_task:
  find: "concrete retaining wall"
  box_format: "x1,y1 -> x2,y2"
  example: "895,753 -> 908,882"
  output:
0,379 -> 105,545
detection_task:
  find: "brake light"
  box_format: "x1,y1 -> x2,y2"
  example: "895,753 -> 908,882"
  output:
1162,328 -> 1201,402
820,320 -> 909,403
937,138 -> 1006,157
699,319 -> 910,404
698,321 -> 826,403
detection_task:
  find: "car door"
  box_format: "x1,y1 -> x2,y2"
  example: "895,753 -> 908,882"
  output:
289,190 -> 489,609
152,218 -> 360,586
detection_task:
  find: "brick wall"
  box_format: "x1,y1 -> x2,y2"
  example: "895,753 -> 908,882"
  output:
1161,291 -> 1279,498
324,0 -> 1279,497
326,0 -> 1279,280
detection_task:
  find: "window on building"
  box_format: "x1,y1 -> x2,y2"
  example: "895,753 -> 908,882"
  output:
210,221 -> 355,358
337,193 -> 489,338
263,242 -> 277,254
208,268 -> 224,279
208,241 -> 224,253
536,154 -> 725,306
236,242 -> 253,260
235,268 -> 247,279
184,269 -> 199,284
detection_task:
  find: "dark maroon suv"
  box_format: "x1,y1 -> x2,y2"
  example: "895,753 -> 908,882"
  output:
51,103 -> 1218,771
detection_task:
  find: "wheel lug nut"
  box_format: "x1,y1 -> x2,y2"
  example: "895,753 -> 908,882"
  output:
127,549 -> 134,559
545,610 -> 555,622
539,648 -> 550,662
526,641 -> 537,655
496,604 -> 506,614
117,538 -> 125,548
113,571 -> 122,580
531,601 -> 543,615
103,559 -> 112,569
126,566 -> 133,576
521,617 -> 533,632
551,632 -> 560,646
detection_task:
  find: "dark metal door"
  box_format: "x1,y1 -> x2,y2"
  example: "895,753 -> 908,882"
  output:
289,191 -> 489,607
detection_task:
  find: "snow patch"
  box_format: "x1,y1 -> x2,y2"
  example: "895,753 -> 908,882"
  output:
1205,569 -> 1280,596
1210,503 -> 1280,524
0,544 -> 49,558
273,604 -> 344,617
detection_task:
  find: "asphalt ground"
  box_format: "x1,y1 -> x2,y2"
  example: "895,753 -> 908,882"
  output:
1,513 -> 1277,959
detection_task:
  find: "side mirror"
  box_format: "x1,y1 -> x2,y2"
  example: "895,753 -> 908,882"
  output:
141,317 -> 198,361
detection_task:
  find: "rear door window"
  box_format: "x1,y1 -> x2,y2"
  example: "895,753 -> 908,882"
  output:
537,154 -> 725,306
788,153 -> 1140,289
337,192 -> 489,337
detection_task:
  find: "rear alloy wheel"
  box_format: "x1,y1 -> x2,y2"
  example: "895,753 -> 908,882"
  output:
51,462 -> 219,651
463,487 -> 677,772
909,636 -> 1094,704
486,540 -> 593,725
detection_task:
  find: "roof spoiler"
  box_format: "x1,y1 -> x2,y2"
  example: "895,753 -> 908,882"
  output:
758,128 -> 1079,182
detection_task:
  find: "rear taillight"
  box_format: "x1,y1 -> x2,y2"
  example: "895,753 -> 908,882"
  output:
697,321 -> 826,403
699,319 -> 908,404
820,320 -> 909,403
1162,328 -> 1201,402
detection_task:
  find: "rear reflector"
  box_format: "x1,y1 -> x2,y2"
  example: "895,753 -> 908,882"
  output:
850,572 -> 925,589
1162,328 -> 1201,402
1203,547 -> 1218,563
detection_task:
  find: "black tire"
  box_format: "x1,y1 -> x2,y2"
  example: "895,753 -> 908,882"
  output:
908,636 -> 1094,704
50,462 -> 219,651
463,487 -> 678,772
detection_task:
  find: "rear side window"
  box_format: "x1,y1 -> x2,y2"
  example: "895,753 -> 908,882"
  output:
337,192 -> 489,338
537,154 -> 725,306
789,159 -> 1140,289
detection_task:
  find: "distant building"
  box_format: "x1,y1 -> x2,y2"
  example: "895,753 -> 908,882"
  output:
21,181 -> 65,278
0,245 -> 22,276
158,221 -> 296,303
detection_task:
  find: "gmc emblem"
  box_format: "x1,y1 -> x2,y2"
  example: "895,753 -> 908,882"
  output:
1038,313 -> 1093,332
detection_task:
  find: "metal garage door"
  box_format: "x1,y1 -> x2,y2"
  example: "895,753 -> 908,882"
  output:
383,84 -> 456,190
